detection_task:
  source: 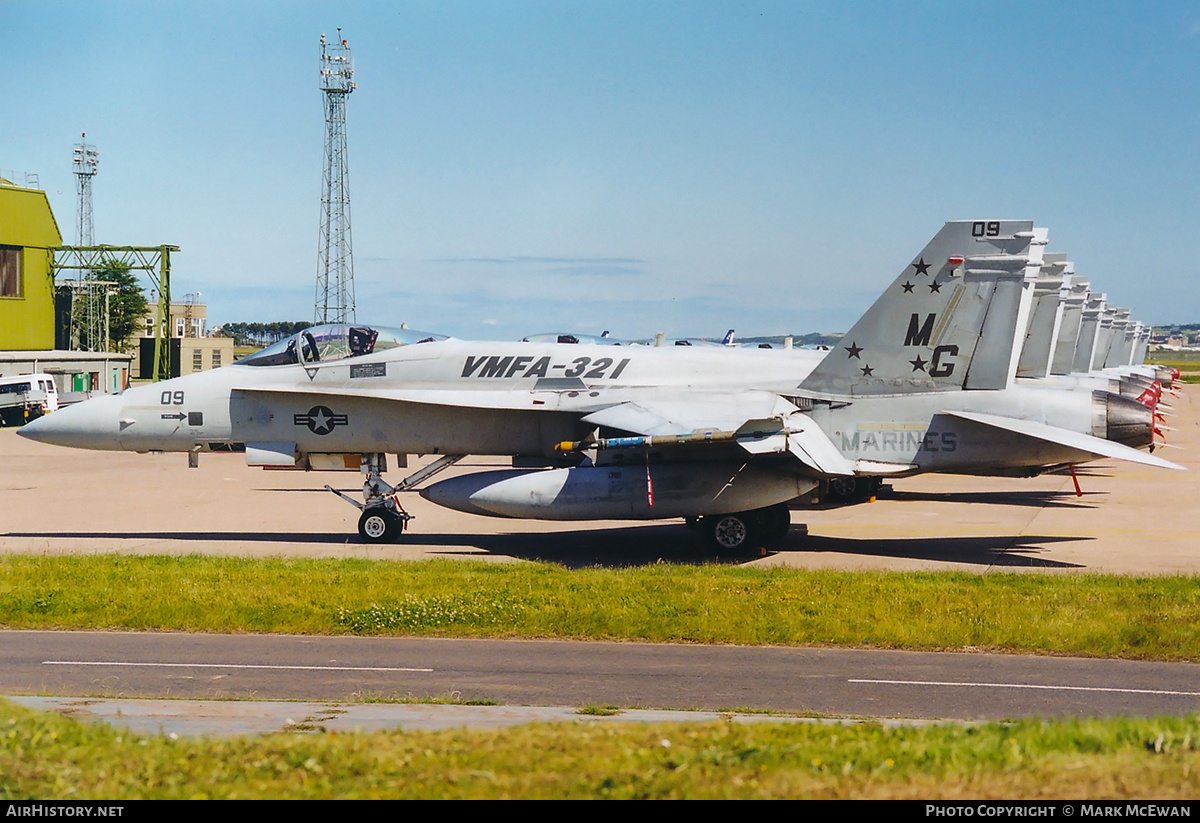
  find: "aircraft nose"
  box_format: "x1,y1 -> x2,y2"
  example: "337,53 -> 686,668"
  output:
16,393 -> 125,450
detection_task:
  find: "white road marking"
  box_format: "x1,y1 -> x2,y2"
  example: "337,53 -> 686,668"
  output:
850,679 -> 1200,697
43,661 -> 433,673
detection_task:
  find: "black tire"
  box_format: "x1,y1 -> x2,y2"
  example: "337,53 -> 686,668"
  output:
358,507 -> 402,544
708,512 -> 755,551
760,503 -> 791,542
827,476 -> 874,505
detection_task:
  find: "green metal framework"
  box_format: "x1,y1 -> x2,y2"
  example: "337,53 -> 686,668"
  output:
52,245 -> 179,383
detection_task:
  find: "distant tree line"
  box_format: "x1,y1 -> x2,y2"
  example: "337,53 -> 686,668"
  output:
216,321 -> 313,346
732,332 -> 843,347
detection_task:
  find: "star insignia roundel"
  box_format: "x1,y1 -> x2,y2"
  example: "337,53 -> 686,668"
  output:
912,258 -> 931,276
910,356 -> 928,372
294,405 -> 349,435
845,342 -> 863,359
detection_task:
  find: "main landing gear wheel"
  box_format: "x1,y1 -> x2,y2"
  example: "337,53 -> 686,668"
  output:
827,476 -> 877,505
757,502 -> 791,542
708,512 -> 755,551
705,504 -> 792,552
358,507 -> 404,544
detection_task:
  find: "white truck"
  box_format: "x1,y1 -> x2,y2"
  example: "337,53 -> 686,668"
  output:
0,374 -> 59,427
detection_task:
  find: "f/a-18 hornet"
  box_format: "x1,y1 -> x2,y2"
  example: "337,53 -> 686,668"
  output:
20,220 -> 1181,548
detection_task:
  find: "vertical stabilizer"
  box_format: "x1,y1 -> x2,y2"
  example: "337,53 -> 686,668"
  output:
1073,292 -> 1106,373
800,220 -> 1044,397
1050,276 -> 1089,375
1132,324 -> 1150,366
1016,256 -> 1068,379
1109,312 -> 1135,368
1101,308 -> 1130,370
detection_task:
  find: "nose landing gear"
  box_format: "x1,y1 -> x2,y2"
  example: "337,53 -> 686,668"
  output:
325,452 -> 465,543
358,503 -> 410,543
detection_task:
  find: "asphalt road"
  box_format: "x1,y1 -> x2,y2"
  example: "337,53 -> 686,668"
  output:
5,631 -> 1199,725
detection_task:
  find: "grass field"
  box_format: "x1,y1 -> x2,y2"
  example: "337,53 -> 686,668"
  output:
2,699 -> 1197,799
2,555 -> 1198,661
5,555 -> 1200,798
1147,349 -> 1200,383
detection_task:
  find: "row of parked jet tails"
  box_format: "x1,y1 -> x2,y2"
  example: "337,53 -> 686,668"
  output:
20,220 -> 1183,549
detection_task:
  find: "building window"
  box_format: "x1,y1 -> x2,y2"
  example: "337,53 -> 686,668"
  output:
175,318 -> 185,338
0,247 -> 21,298
193,349 -> 203,371
212,349 -> 222,367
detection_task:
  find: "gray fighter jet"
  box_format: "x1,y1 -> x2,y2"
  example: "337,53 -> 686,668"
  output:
19,220 -> 1182,548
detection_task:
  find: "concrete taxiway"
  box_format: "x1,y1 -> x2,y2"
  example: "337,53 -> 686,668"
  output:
8,696 -> 812,738
1,386 -> 1196,573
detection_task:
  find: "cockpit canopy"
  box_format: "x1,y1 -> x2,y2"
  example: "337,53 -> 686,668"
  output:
238,324 -> 448,367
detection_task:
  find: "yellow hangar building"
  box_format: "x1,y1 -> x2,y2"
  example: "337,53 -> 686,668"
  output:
0,176 -> 133,400
0,178 -> 60,350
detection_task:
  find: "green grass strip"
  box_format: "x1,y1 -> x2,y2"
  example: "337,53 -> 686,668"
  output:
2,556 -> 1198,660
2,699 -> 1198,798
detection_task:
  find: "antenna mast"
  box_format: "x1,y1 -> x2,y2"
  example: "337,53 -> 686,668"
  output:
73,134 -> 99,246
315,29 -> 357,324
69,134 -> 108,350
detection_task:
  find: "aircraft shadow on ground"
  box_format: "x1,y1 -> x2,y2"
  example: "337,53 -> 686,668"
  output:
420,524 -> 1091,569
879,489 -> 1103,509
3,524 -> 1089,569
786,533 -> 1088,569
3,531 -> 359,545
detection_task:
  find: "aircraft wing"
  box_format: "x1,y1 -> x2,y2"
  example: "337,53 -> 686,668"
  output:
234,384 -> 867,477
942,410 -> 1185,470
580,392 -> 797,436
232,385 -> 791,418
583,395 -> 858,476
231,384 -> 603,411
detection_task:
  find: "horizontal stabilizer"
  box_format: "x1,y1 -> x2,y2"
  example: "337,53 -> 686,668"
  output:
944,411 -> 1185,471
786,418 -> 856,476
854,459 -> 918,475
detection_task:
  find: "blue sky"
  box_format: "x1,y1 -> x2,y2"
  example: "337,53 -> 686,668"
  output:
3,1 -> 1198,339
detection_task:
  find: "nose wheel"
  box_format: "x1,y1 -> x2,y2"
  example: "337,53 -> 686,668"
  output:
326,453 -> 466,544
358,505 -> 409,544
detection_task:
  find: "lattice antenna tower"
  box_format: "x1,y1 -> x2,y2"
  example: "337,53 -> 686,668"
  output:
73,134 -> 99,246
70,134 -> 108,351
315,29 -> 357,324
